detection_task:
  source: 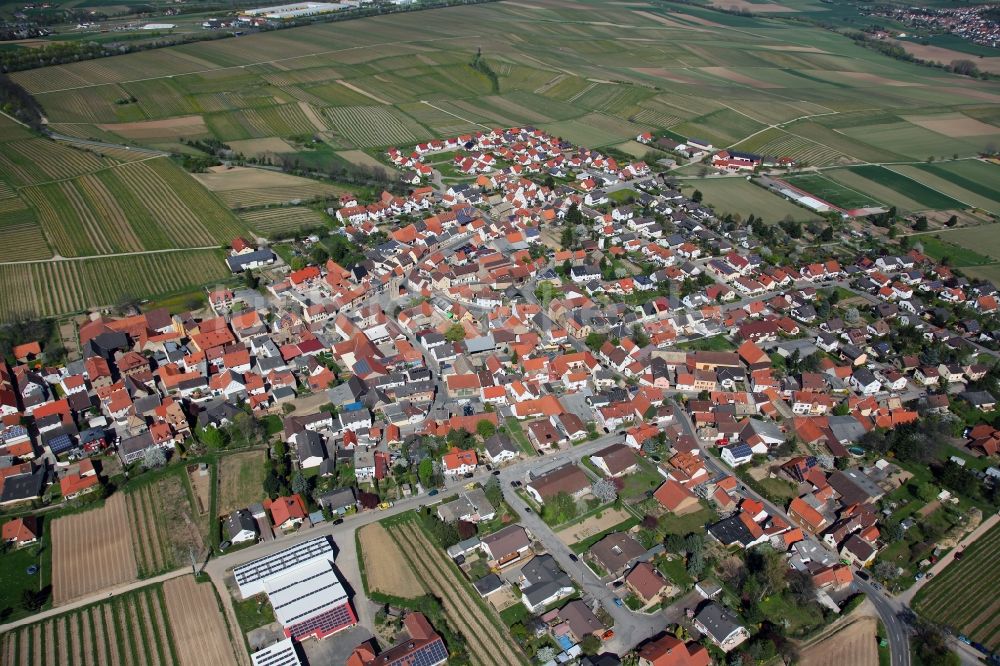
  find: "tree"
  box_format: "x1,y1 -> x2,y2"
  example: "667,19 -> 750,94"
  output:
592,477 -> 618,503
231,411 -> 261,447
20,589 -> 43,612
691,189 -> 703,203
476,419 -> 497,439
914,217 -> 929,232
560,224 -> 575,250
291,471 -> 310,496
418,458 -> 435,488
445,324 -> 465,342
873,561 -> 898,582
143,446 -> 167,469
542,492 -> 577,524
484,476 -> 503,508
565,203 -> 583,226
686,549 -> 705,578
580,634 -> 601,656
536,647 -> 556,662
585,332 -> 607,352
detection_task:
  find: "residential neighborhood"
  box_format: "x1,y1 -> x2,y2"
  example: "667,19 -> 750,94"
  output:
0,123 -> 998,666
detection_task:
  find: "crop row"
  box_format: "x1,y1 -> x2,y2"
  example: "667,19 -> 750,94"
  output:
0,250 -> 229,322
240,206 -> 327,235
325,106 -> 423,148
0,586 -> 177,666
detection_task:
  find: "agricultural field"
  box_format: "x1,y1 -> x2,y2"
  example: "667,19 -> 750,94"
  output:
896,160 -> 1000,214
912,225 -> 1000,268
913,523 -> 1000,651
239,207 -> 329,237
825,165 -> 967,213
683,177 -> 814,221
0,250 -> 230,323
782,173 -> 883,211
362,516 -> 525,666
357,522 -> 427,600
126,484 -> 174,578
192,166 -> 345,210
217,451 -> 268,517
0,584 -> 178,666
162,576 -> 246,666
5,0 -> 1000,175
50,495 -> 138,605
0,129 -> 247,260
798,616 -> 878,666
127,474 -> 208,577
0,206 -> 51,262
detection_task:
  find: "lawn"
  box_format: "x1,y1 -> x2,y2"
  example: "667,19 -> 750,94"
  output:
676,335 -> 735,352
0,537 -> 51,623
659,504 -> 717,536
499,603 -> 531,627
502,419 -> 536,457
231,594 -> 276,637
620,459 -> 665,500
656,556 -> 693,590
755,477 -> 799,502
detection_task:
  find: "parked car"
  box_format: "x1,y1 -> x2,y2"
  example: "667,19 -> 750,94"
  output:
856,570 -> 870,581
428,489 -> 439,496
492,470 -> 501,476
463,472 -> 474,479
569,554 -> 578,562
613,597 -> 623,607
524,506 -> 532,513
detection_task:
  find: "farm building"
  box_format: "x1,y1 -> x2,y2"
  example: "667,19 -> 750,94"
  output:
233,536 -> 357,641
251,638 -> 303,666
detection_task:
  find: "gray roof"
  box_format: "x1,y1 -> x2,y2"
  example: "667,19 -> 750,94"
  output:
226,249 -> 275,272
317,487 -> 356,511
224,509 -> 258,540
695,602 -> 744,643
521,554 -> 573,608
437,488 -> 495,523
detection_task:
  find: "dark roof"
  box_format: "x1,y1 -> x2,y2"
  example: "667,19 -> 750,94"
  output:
0,467 -> 45,503
226,249 -> 275,272
708,514 -> 755,547
224,509 -> 258,539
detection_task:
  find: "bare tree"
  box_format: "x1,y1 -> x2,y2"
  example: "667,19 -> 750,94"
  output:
591,477 -> 618,503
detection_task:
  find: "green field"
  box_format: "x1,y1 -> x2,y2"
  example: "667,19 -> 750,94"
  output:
903,161 -> 1000,213
912,232 -> 997,267
913,523 -> 1000,651
683,177 -> 814,221
0,250 -> 231,322
0,121 -> 247,261
782,172 -> 883,210
828,165 -> 967,212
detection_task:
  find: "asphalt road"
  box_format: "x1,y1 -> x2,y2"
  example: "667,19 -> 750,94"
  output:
669,399 -> 914,666
496,433 -> 666,653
